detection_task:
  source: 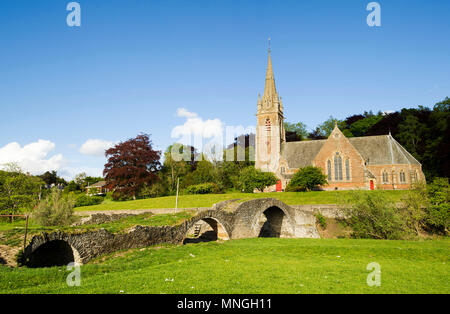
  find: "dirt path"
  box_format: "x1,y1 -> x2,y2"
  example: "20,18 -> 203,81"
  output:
0,245 -> 20,267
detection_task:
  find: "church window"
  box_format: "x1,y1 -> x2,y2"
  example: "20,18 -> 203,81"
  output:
345,159 -> 350,181
281,167 -> 285,174
410,171 -> 418,183
399,171 -> 406,183
327,160 -> 332,181
334,153 -> 343,181
382,171 -> 389,183
265,118 -> 271,132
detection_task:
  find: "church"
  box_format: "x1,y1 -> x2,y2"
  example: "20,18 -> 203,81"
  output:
255,50 -> 425,191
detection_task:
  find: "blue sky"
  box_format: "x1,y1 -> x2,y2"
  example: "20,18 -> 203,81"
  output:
0,0 -> 449,179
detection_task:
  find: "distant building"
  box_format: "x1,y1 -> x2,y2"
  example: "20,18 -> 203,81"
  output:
86,181 -> 108,195
255,49 -> 425,191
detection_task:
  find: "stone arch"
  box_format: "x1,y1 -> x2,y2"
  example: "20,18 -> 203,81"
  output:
258,206 -> 289,238
24,239 -> 82,268
181,210 -> 233,244
23,232 -> 85,268
232,198 -> 296,239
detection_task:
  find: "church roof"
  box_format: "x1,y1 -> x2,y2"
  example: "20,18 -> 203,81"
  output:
282,135 -> 420,169
348,135 -> 420,165
282,140 -> 326,168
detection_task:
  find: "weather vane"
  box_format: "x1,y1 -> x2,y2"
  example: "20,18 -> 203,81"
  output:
268,37 -> 271,53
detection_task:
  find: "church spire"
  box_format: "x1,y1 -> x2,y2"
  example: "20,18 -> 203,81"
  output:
262,41 -> 279,109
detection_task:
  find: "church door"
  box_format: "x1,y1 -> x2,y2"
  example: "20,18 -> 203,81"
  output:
370,180 -> 374,191
276,180 -> 282,192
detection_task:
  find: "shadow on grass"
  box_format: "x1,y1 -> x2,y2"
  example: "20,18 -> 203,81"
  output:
183,231 -> 218,244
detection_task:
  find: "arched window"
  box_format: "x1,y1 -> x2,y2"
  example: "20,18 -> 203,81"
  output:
334,153 -> 343,181
327,160 -> 332,181
399,171 -> 406,183
345,159 -> 350,181
265,118 -> 271,132
382,171 -> 389,183
410,171 -> 418,183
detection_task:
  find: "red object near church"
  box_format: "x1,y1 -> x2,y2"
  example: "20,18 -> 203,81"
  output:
370,180 -> 375,191
276,180 -> 282,192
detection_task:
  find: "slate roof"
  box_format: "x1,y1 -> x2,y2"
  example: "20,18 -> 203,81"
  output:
282,135 -> 420,169
282,140 -> 326,168
87,181 -> 107,188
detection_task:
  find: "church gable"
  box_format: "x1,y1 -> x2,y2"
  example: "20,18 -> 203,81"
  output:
313,125 -> 366,185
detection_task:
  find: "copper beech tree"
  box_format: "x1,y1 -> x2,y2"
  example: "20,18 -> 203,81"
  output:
103,134 -> 161,200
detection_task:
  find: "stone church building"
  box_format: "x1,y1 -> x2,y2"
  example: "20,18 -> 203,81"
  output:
255,50 -> 425,191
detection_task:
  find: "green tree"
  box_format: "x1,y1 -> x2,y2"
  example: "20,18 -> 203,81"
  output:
184,157 -> 218,187
284,122 -> 309,141
286,166 -> 328,192
316,116 -> 346,138
162,144 -> 191,194
348,114 -> 383,137
238,167 -> 278,193
0,168 -> 44,218
425,178 -> 449,233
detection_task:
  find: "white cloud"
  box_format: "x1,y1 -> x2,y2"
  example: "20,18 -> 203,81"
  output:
176,108 -> 198,118
80,139 -> 114,157
172,108 -> 224,141
171,108 -> 225,160
0,140 -> 66,175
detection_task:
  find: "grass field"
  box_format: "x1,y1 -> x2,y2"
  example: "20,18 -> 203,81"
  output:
1,238 -> 448,294
76,190 -> 408,212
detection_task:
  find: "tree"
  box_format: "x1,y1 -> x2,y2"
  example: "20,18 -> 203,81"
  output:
315,116 -> 346,138
0,169 -> 44,218
183,157 -> 218,188
161,143 -> 191,194
38,171 -> 67,186
284,122 -> 308,142
425,178 -> 449,234
286,166 -> 328,192
104,134 -> 161,200
238,167 -> 278,193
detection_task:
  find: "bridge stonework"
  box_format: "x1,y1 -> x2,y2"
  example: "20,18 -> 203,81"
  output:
23,198 -> 321,267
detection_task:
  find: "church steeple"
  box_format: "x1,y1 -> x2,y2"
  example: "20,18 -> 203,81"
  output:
255,42 -> 286,174
261,49 -> 280,111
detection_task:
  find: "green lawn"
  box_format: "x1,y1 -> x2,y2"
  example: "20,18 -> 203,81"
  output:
1,238 -> 448,294
76,190 -> 408,212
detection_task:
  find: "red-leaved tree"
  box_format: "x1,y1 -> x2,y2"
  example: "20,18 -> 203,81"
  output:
104,134 -> 161,200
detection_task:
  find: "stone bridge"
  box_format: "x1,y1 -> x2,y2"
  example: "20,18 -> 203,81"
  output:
22,198 -> 321,267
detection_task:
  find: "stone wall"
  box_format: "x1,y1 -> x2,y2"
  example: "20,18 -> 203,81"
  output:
23,199 -> 321,267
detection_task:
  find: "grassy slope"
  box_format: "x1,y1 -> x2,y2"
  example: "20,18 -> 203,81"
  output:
1,238 -> 448,294
76,190 -> 408,212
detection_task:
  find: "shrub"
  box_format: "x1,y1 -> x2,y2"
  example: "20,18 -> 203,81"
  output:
315,212 -> 327,229
74,194 -> 104,207
238,167 -> 278,193
343,192 -> 411,240
425,178 -> 449,234
33,189 -> 75,226
186,183 -> 221,195
286,166 -> 327,192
